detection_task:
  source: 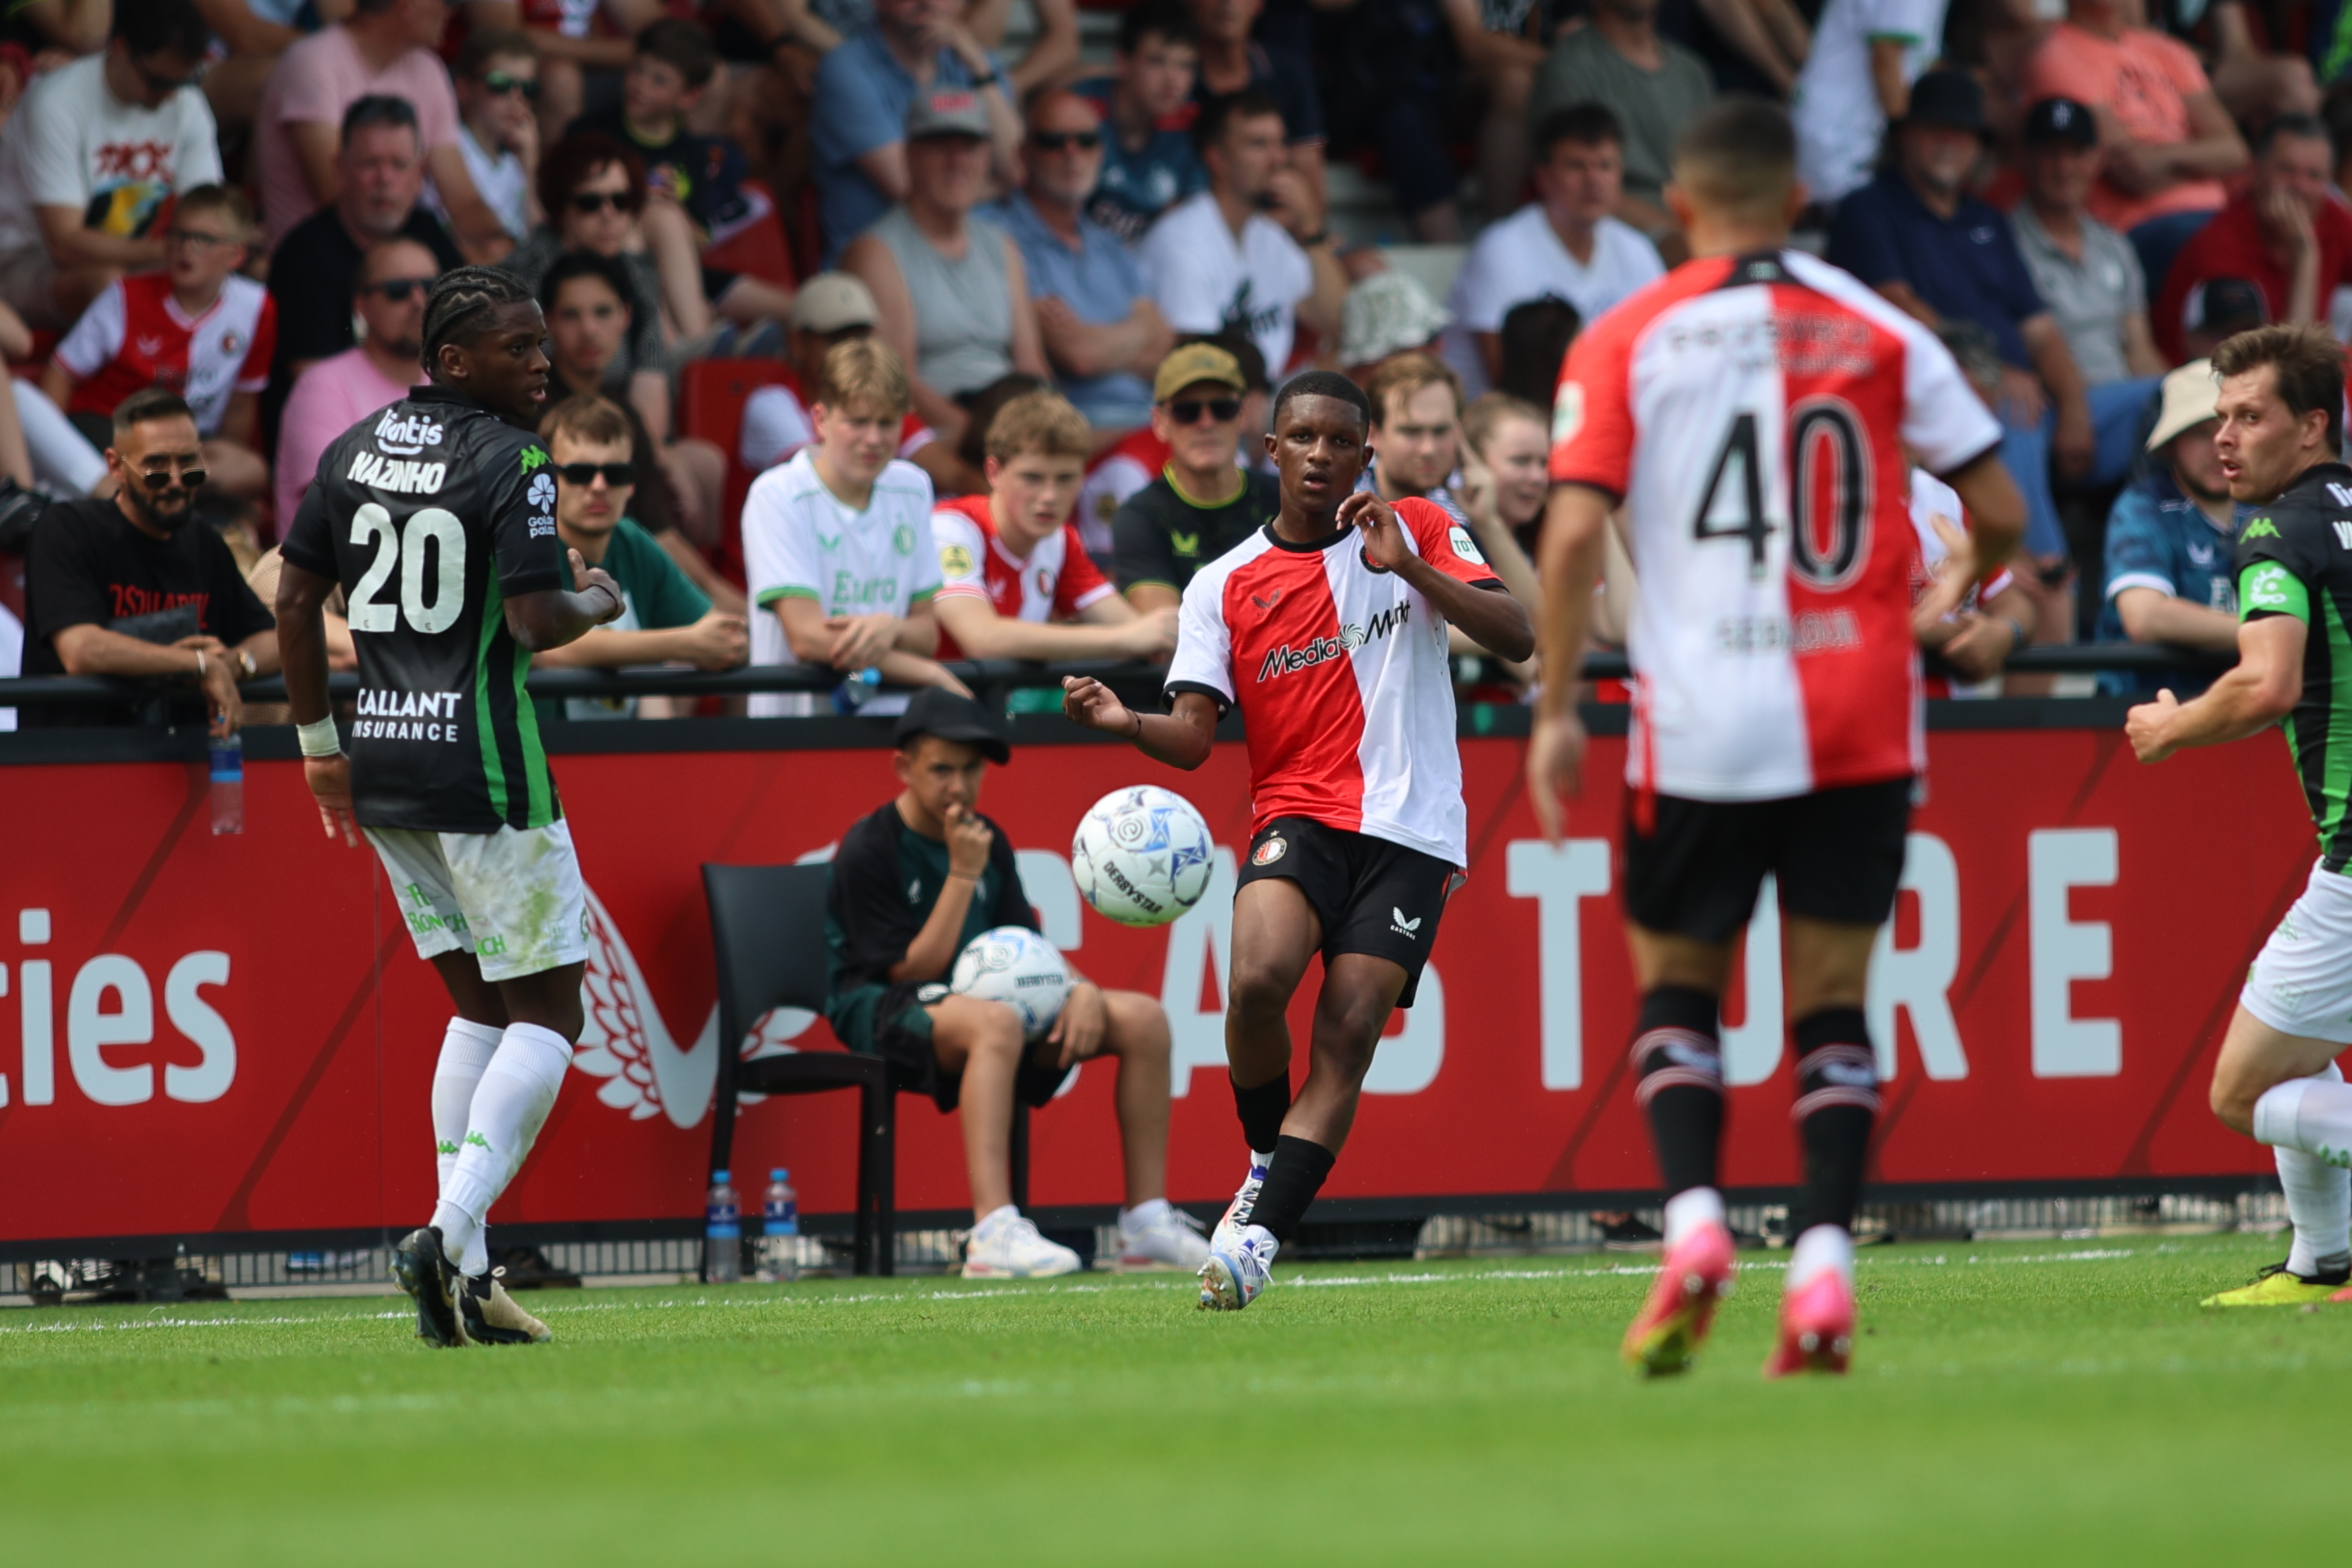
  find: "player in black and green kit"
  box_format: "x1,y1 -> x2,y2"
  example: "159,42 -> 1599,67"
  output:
2128,324 -> 2352,1308
275,267 -> 627,1348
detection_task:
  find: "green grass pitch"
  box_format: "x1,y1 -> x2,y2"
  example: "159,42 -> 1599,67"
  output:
2,1232 -> 2343,1564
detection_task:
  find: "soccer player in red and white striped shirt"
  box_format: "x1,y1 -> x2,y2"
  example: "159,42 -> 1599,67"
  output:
1063,371 -> 1534,1310
1528,101 -> 2027,1377
42,185 -> 274,501
930,390 -> 1177,663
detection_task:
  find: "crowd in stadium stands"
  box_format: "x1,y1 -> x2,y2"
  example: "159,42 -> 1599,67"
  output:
1,0 -> 2346,727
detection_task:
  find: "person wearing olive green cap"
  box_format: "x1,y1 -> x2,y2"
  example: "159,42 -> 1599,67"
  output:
1111,341 -> 1281,612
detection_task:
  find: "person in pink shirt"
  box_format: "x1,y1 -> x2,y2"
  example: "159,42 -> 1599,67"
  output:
2020,0 -> 2247,296
272,236 -> 438,530
249,0 -> 506,257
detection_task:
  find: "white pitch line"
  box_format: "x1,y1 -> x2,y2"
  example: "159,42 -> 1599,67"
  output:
0,1244 -> 2178,1335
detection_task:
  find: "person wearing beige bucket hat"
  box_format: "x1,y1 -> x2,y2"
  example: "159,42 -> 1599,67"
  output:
2092,358 -> 2244,692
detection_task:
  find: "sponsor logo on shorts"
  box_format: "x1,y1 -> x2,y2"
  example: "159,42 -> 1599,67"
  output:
2273,980 -> 2307,1012
1252,836 -> 1286,866
1390,906 -> 1423,939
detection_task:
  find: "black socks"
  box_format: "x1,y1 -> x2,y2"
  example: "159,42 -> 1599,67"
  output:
1631,985 -> 1725,1196
1230,1072 -> 1292,1155
1789,1007 -> 1879,1236
1249,1135 -> 1336,1242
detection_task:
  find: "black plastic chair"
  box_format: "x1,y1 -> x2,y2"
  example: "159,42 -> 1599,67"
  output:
702,862 -> 1028,1277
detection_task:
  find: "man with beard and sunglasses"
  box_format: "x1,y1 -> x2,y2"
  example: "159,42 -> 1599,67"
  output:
21,387 -> 280,730
276,265 -> 627,1349
275,236 -> 442,529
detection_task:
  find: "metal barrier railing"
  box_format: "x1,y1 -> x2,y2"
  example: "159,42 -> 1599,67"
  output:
0,644 -> 2235,710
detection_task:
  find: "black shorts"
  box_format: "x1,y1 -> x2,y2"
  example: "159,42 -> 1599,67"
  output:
1235,817 -> 1460,1008
844,981 -> 1071,1115
1623,778 -> 1913,943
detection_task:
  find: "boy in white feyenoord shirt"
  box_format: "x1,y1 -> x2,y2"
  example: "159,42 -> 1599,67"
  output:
741,339 -> 967,716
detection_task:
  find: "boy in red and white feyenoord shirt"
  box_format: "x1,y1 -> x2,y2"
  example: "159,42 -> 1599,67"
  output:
44,185 -> 273,500
1064,370 -> 1535,1312
1528,101 -> 2025,1378
930,389 -> 1176,662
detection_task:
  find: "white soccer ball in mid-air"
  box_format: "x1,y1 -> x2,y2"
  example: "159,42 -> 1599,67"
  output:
950,926 -> 1071,1040
1071,785 -> 1216,928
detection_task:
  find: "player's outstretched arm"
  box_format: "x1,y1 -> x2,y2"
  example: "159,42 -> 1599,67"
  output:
505,548 -> 628,653
2126,614 -> 2302,763
274,555 -> 358,847
1526,483 -> 1612,844
1062,678 -> 1216,769
1339,490 -> 1535,661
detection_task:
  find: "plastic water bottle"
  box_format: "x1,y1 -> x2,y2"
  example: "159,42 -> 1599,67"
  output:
704,1170 -> 741,1283
758,1168 -> 799,1283
830,667 -> 882,713
208,732 -> 243,835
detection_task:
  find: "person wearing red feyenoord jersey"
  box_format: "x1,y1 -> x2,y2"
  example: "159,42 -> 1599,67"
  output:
276,269 -> 626,1349
1063,371 -> 1534,1310
1528,101 -> 2027,1377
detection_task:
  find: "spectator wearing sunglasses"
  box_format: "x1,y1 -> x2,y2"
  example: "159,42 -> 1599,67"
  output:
43,185 -> 276,505
272,236 -> 440,531
991,91 -> 1172,434
501,132 -> 727,371
0,0 -> 221,330
434,29 -> 544,245
263,95 -> 466,453
20,388 -> 280,732
539,248 -> 742,613
252,0 -> 507,258
1111,342 -> 1278,612
530,393 -> 750,722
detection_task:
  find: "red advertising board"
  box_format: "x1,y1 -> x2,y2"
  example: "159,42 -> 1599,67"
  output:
0,725 -> 2315,1247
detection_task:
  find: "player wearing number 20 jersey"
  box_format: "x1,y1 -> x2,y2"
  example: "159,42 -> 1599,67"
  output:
282,385 -> 569,833
1549,249 -> 2001,802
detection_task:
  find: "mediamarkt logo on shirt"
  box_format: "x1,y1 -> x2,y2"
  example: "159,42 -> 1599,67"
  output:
354,688 -> 465,743
1257,598 -> 1412,681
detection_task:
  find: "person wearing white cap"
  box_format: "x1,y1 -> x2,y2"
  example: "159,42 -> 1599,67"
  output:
2093,358 -> 2243,693
739,270 -> 969,498
1338,271 -> 1450,383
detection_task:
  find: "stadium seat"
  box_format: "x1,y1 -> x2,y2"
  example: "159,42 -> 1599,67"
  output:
700,180 -> 797,290
677,357 -> 790,587
702,862 -> 1031,1278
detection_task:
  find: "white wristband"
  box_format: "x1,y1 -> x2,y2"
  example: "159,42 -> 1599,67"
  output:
296,716 -> 343,757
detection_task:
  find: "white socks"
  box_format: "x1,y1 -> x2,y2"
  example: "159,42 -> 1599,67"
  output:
1662,1185 -> 1725,1248
1786,1224 -> 1856,1292
431,1018 -> 504,1193
1118,1198 -> 1171,1233
432,1022 -> 573,1277
2252,1061 -> 2352,1277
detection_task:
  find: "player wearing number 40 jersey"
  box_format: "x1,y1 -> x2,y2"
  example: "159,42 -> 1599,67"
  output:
276,267 -> 628,1352
1063,371 -> 1534,1312
1529,101 -> 2027,1379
